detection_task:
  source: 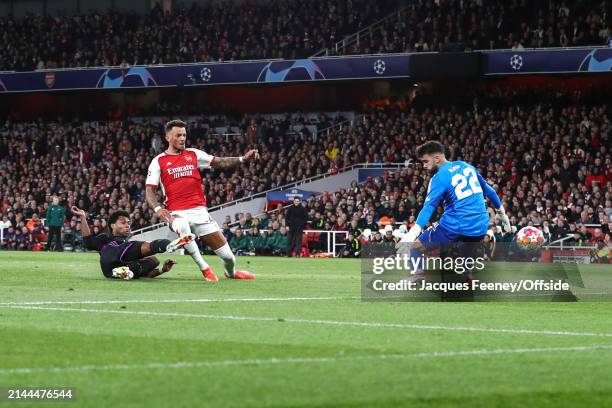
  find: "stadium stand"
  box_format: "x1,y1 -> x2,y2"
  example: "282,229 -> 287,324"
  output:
0,0 -> 398,70
334,0 -> 612,55
1,100 -> 610,252
0,0 -> 609,71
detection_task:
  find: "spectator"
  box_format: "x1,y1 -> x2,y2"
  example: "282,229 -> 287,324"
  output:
270,226 -> 291,256
4,226 -> 16,249
222,222 -> 234,243
341,233 -> 361,258
0,214 -> 11,231
591,241 -> 610,263
542,220 -> 552,242
550,219 -> 570,242
15,226 -> 33,250
382,225 -> 397,244
249,227 -> 268,255
483,230 -> 496,261
229,228 -> 252,256
590,228 -> 606,244
372,231 -> 383,244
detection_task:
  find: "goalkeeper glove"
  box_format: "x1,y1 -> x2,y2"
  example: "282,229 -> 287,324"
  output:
495,206 -> 512,233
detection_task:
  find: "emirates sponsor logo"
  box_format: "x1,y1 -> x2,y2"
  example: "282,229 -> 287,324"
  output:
167,164 -> 196,179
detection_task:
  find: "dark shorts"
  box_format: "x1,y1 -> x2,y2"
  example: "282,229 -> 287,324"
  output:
99,241 -> 156,278
418,222 -> 485,245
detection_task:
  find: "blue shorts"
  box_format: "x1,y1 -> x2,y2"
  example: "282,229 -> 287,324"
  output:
418,222 -> 485,245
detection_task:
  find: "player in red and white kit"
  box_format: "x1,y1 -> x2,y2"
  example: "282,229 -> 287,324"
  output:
145,119 -> 258,282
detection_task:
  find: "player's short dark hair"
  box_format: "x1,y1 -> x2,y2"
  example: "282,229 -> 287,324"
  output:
416,141 -> 446,158
109,211 -> 130,226
165,119 -> 187,133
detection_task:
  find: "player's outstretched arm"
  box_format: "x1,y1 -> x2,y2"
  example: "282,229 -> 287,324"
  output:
145,186 -> 172,224
476,171 -> 502,209
402,178 -> 445,242
72,206 -> 103,251
71,206 -> 91,237
212,149 -> 260,170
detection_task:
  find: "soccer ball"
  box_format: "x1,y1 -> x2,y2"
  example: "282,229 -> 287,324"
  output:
515,226 -> 545,252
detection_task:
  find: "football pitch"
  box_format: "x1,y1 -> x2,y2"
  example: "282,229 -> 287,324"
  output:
1,252 -> 612,407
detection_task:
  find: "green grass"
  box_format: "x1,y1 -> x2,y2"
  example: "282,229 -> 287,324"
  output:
1,251 -> 612,407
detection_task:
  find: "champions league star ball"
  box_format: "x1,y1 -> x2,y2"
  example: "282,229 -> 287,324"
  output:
515,226 -> 545,252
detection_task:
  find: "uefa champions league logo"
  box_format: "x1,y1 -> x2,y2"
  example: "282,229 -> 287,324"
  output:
200,67 -> 212,82
578,49 -> 612,72
373,59 -> 386,75
257,60 -> 325,82
96,67 -> 157,88
510,54 -> 523,70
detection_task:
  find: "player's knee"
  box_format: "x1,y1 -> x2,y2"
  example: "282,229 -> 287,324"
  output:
127,261 -> 143,275
171,216 -> 191,235
150,239 -> 171,253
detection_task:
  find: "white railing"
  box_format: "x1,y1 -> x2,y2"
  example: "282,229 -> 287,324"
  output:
130,221 -> 167,236
478,45 -> 610,52
544,235 -> 597,250
227,202 -> 292,228
255,228 -> 348,257
311,8 -> 407,57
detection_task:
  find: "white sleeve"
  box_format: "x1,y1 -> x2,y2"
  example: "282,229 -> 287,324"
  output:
145,158 -> 161,186
192,148 -> 215,169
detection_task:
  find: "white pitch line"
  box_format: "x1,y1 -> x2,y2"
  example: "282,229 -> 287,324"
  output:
1,344 -> 612,375
0,296 -> 355,306
4,305 -> 612,338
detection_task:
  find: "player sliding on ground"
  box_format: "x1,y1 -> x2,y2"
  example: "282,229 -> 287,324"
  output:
73,206 -> 194,280
401,141 -> 512,273
145,119 -> 257,282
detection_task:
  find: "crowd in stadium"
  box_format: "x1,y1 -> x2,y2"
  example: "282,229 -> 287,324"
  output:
352,0 -> 612,55
1,98 -> 610,254
0,0 -> 396,71
1,0 -> 610,71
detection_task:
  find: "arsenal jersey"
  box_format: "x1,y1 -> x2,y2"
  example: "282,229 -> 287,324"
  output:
145,148 -> 215,211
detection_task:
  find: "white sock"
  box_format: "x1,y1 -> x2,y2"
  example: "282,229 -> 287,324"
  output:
214,243 -> 236,277
172,217 -> 209,271
185,241 -> 209,271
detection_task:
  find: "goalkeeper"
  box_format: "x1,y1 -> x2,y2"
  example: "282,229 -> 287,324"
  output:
73,206 -> 194,280
400,141 -> 511,265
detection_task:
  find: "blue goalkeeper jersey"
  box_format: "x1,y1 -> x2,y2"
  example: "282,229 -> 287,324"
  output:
415,161 -> 502,237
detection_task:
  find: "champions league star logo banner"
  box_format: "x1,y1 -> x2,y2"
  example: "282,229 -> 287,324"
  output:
96,67 -> 158,88
1,48 -> 610,93
0,55 -> 410,93
484,47 -> 612,75
360,242 -> 612,302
